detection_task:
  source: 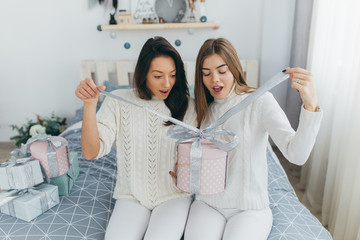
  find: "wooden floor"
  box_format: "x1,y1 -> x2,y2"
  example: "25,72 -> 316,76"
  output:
0,142 -> 14,164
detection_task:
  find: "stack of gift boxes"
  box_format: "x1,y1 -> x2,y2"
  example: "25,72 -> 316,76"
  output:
0,134 -> 79,222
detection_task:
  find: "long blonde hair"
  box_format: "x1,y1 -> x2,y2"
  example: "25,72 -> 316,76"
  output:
194,38 -> 255,127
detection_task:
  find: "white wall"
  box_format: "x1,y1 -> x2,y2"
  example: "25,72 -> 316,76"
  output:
0,0 -> 294,141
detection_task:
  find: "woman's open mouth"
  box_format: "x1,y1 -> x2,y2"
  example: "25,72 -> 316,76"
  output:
212,86 -> 223,95
159,89 -> 170,96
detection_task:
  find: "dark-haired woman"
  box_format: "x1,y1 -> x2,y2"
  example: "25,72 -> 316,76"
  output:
75,36 -> 196,240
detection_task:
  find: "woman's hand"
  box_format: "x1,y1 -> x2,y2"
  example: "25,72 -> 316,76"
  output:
284,68 -> 319,112
75,78 -> 105,105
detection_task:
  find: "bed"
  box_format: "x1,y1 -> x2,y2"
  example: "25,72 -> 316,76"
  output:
0,60 -> 332,240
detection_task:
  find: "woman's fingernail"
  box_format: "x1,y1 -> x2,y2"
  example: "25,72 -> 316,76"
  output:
282,69 -> 287,72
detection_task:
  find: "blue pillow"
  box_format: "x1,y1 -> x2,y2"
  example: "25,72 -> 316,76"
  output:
103,80 -> 133,92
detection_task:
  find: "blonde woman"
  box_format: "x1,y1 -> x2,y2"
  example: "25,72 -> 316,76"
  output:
185,38 -> 322,240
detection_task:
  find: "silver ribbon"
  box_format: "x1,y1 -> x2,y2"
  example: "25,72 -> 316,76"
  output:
98,71 -> 290,194
0,156 -> 32,167
47,142 -> 59,178
68,153 -> 77,179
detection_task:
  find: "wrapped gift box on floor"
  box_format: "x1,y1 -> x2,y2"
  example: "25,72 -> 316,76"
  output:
176,139 -> 228,195
0,183 -> 59,222
0,157 -> 43,190
46,152 -> 79,196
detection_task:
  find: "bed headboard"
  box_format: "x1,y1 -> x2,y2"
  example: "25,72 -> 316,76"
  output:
80,59 -> 259,88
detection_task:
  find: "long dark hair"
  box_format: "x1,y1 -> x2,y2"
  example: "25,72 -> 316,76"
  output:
133,36 -> 189,125
194,38 -> 254,127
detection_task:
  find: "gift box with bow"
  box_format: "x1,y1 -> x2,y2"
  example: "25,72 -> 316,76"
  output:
0,157 -> 43,190
27,134 -> 69,179
176,139 -> 228,195
0,183 -> 59,222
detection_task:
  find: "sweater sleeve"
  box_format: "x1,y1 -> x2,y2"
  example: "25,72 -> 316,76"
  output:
96,95 -> 119,159
260,92 -> 323,165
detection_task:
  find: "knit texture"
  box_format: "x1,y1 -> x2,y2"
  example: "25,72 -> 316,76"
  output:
96,89 -> 196,210
196,90 -> 323,210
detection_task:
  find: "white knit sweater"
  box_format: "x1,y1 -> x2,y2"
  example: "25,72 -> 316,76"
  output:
196,90 -> 323,210
96,89 -> 196,210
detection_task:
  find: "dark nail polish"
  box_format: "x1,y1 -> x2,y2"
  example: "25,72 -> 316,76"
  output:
282,69 -> 286,72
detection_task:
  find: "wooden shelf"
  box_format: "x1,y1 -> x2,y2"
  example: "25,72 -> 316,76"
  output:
98,22 -> 219,31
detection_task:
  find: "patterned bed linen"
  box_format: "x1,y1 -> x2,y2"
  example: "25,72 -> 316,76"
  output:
0,114 -> 332,240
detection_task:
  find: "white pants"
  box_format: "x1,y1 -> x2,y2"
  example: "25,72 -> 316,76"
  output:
105,197 -> 192,240
184,200 -> 273,240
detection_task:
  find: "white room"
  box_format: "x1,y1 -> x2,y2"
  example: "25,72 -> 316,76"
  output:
0,0 -> 359,239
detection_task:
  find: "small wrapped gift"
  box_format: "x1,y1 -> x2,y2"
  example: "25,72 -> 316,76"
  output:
176,139 -> 228,195
45,152 -> 79,196
0,157 -> 43,190
27,134 -> 69,179
0,183 -> 59,222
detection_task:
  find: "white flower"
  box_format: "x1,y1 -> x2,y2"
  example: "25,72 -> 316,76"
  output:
29,124 -> 46,136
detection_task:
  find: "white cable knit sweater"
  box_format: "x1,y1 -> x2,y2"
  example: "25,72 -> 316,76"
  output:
96,89 -> 196,210
196,90 -> 323,210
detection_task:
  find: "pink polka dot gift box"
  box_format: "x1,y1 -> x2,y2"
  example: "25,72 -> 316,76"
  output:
176,139 -> 228,195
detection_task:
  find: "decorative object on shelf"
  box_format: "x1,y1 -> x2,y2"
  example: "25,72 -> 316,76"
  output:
159,17 -> 165,23
186,0 -> 196,22
175,39 -> 182,46
117,0 -> 131,13
133,0 -> 158,24
199,0 -> 207,22
124,42 -> 131,49
109,12 -> 117,24
10,113 -> 67,147
117,9 -> 133,24
155,0 -> 187,23
109,31 -> 117,39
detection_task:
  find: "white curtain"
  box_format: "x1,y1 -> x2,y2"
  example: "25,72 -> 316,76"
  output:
300,0 -> 360,239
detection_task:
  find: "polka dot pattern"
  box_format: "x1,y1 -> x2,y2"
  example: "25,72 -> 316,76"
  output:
176,153 -> 227,195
